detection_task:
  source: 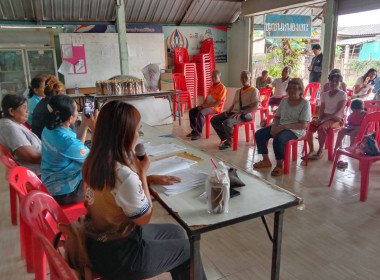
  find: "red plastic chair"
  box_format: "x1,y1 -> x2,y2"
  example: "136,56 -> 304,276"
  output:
20,190 -> 71,279
32,232 -> 78,280
183,63 -> 198,107
205,99 -> 226,139
7,166 -> 86,278
283,122 -> 311,174
7,167 -> 50,273
304,83 -> 320,115
258,87 -> 273,123
0,154 -> 20,226
266,95 -> 288,126
329,112 -> 380,201
232,116 -> 256,151
172,73 -> 193,120
364,100 -> 380,113
23,122 -> 32,130
174,47 -> 190,73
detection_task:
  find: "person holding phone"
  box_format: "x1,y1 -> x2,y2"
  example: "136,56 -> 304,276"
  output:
82,101 -> 206,280
84,96 -> 95,118
353,68 -> 377,99
41,94 -> 97,205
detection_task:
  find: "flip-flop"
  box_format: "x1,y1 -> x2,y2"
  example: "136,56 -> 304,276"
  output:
271,167 -> 284,176
253,161 -> 272,168
308,154 -> 322,160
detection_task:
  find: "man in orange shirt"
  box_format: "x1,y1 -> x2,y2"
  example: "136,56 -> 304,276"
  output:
186,69 -> 227,140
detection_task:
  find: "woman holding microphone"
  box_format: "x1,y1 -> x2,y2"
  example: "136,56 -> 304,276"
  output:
82,101 -> 206,280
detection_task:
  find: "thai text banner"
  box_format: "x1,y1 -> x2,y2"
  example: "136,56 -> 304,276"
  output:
264,14 -> 311,38
163,26 -> 227,63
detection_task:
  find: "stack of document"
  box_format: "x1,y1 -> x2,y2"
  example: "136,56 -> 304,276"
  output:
147,156 -> 208,196
145,143 -> 186,157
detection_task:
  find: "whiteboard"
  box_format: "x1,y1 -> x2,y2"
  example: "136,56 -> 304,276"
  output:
59,33 -> 166,88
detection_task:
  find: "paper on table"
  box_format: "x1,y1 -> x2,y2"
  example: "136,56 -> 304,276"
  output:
58,60 -> 74,75
153,168 -> 208,196
145,143 -> 185,157
62,45 -> 73,59
147,156 -> 197,176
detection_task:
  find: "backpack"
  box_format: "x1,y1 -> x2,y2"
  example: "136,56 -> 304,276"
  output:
54,215 -> 94,280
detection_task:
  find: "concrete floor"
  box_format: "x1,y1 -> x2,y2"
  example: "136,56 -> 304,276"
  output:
1,111 -> 380,280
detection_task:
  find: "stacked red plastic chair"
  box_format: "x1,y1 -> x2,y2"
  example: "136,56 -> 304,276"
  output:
193,38 -> 216,99
200,38 -> 216,70
172,73 -> 193,119
174,47 -> 190,73
183,63 -> 198,107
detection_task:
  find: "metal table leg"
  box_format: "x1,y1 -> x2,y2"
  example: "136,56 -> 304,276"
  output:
190,234 -> 201,280
167,95 -> 174,118
271,210 -> 284,280
177,92 -> 181,126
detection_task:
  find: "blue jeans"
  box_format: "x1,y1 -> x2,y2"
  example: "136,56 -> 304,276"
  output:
255,126 -> 297,160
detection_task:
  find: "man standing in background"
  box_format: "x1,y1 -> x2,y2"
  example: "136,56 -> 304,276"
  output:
308,44 -> 323,84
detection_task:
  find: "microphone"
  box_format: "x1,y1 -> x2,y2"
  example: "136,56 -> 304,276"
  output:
135,143 -> 145,160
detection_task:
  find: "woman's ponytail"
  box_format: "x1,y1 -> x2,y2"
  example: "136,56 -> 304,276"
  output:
45,95 -> 75,130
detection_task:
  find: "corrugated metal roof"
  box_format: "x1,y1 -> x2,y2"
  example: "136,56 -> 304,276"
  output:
0,0 -> 242,25
338,24 -> 380,37
336,37 -> 379,46
0,0 -> 326,26
253,4 -> 324,27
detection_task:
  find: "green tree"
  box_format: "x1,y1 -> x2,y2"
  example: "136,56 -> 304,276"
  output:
347,60 -> 380,77
264,38 -> 308,78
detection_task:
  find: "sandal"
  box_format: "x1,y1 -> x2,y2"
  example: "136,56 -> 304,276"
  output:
271,167 -> 284,176
309,153 -> 322,160
253,161 -> 272,168
219,143 -> 231,150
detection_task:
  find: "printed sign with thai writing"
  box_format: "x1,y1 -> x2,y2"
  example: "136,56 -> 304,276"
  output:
163,26 -> 227,63
264,14 -> 311,38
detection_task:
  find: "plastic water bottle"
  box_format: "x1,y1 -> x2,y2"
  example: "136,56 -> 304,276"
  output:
75,84 -> 79,94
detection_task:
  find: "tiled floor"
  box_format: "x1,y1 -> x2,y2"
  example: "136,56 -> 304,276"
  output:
1,112 -> 380,280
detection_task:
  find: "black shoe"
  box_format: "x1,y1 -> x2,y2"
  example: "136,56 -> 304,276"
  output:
191,135 -> 201,140
186,132 -> 193,137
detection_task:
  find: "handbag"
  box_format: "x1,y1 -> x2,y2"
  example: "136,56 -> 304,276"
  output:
364,133 -> 380,156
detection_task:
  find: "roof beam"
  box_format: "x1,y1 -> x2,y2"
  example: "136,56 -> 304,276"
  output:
312,11 -> 323,22
178,0 -> 194,26
33,0 -> 42,24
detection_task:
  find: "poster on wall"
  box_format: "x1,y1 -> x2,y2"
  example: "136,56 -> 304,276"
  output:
59,44 -> 87,75
163,26 -> 227,63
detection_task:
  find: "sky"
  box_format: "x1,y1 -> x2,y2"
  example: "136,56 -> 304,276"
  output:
338,9 -> 380,27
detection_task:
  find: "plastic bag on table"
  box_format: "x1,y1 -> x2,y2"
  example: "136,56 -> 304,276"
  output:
206,161 -> 230,214
142,64 -> 160,92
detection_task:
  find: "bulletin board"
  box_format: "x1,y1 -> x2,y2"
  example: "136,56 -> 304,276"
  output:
59,33 -> 166,88
60,44 -> 87,74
